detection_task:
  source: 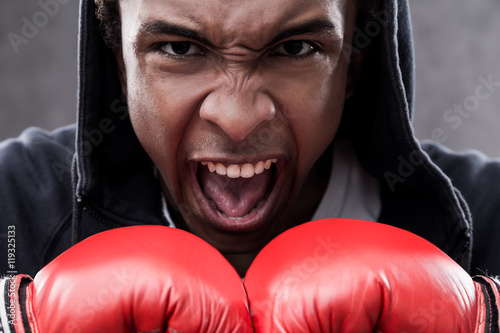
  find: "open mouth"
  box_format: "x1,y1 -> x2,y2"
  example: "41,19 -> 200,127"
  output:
190,158 -> 285,232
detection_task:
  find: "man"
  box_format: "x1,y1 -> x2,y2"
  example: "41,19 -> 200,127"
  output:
1,0 -> 500,331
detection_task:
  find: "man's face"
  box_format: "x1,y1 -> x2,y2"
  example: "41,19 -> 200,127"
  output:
117,0 -> 359,254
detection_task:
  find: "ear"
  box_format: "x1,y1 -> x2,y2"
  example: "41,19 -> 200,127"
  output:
115,49 -> 127,96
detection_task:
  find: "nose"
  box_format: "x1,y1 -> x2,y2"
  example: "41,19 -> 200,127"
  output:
199,76 -> 276,141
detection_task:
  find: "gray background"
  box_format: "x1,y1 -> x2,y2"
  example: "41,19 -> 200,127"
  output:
1,0 -> 500,157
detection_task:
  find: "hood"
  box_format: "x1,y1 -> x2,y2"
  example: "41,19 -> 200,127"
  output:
73,0 -> 165,240
73,0 -> 472,269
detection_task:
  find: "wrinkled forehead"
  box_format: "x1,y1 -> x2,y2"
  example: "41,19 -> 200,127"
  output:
119,0 -> 354,48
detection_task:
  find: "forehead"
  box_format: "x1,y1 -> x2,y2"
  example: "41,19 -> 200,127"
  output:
120,0 -> 350,47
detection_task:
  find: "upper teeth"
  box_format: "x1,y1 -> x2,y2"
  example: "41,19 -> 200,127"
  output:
201,159 -> 277,179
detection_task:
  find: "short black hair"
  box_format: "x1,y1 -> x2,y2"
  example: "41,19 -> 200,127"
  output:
95,0 -> 121,49
95,0 -> 381,50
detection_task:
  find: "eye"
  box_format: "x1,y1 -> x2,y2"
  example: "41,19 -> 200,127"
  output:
160,42 -> 203,56
270,40 -> 317,57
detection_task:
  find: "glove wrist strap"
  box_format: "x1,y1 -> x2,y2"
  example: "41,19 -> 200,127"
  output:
474,275 -> 500,333
0,275 -> 33,333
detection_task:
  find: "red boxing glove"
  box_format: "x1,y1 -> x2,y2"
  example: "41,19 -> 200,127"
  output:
2,226 -> 252,332
245,218 -> 500,332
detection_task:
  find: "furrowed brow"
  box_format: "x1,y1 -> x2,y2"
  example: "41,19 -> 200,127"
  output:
138,20 -> 216,48
264,19 -> 337,48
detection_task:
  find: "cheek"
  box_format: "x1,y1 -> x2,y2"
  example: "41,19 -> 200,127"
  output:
127,85 -> 179,160
126,72 -> 206,187
292,92 -> 342,179
277,63 -> 347,176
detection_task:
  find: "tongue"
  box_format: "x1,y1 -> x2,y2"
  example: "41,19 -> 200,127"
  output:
199,165 -> 272,218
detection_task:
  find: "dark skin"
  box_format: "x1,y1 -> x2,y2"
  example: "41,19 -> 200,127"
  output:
115,0 -> 363,276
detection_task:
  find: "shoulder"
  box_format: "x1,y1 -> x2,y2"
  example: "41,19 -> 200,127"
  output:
421,141 -> 500,191
422,141 -> 500,275
0,126 -> 76,274
0,125 -> 76,184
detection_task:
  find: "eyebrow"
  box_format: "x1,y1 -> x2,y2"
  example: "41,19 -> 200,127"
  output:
138,19 -> 336,50
139,21 -> 217,49
264,19 -> 337,48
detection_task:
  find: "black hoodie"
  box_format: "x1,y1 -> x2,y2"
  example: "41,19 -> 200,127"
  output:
1,0 -> 500,279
